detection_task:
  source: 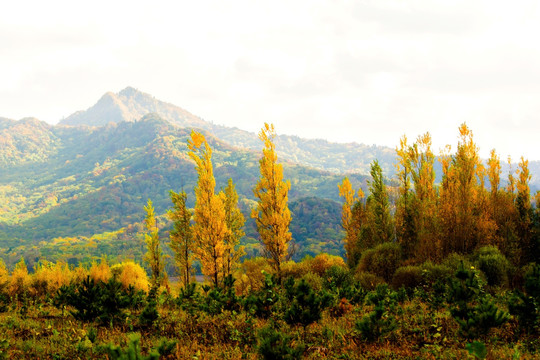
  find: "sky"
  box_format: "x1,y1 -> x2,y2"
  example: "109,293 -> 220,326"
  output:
1,0 -> 540,161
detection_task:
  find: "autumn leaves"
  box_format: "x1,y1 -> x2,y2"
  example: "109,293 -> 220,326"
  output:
152,123 -> 292,288
339,123 -> 535,270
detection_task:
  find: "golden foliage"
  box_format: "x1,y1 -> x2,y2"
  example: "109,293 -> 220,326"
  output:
252,123 -> 292,280
31,261 -> 72,296
234,257 -> 272,296
188,131 -> 228,287
9,257 -> 31,296
222,178 -> 245,278
89,259 -> 111,283
307,253 -> 346,276
338,177 -> 363,265
0,258 -> 9,292
111,261 -> 149,293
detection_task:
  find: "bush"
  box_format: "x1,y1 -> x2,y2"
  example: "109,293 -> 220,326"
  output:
234,257 -> 272,296
355,272 -> 385,291
102,333 -> 176,360
473,246 -> 510,287
257,323 -> 304,360
420,261 -> 453,285
299,272 -> 323,293
244,273 -> 280,319
508,263 -> 540,334
111,261 -> 149,293
306,254 -> 346,276
355,284 -> 398,342
357,242 -> 402,282
283,278 -> 332,329
442,253 -> 473,273
447,264 -> 508,338
392,265 -> 423,290
89,260 -> 111,283
54,276 -> 140,324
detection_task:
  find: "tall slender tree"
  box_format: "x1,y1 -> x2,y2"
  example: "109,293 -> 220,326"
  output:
168,190 -> 193,287
338,177 -> 364,267
366,160 -> 393,246
221,178 -> 245,279
395,135 -> 417,259
252,123 -> 292,281
516,157 -> 532,265
144,199 -> 166,288
188,131 -> 228,287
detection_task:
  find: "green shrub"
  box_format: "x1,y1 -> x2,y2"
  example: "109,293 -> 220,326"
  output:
357,242 -> 402,282
257,323 -> 304,360
355,284 -> 398,342
243,273 -> 280,319
323,265 -> 353,291
53,276 -> 138,324
448,264 -> 509,338
139,286 -> 159,328
355,272 -> 385,291
392,265 -> 423,290
176,282 -> 201,315
102,333 -> 176,360
300,272 -> 323,293
442,253 -> 473,272
473,246 -> 510,287
508,263 -> 540,334
420,261 -> 453,285
284,278 -> 332,329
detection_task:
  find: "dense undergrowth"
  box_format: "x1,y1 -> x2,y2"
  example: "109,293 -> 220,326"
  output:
0,251 -> 539,359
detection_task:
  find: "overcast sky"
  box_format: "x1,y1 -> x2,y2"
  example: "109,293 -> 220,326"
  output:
1,0 -> 540,161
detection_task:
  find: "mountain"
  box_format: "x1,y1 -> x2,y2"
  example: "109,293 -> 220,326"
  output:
2,87 -> 539,269
0,113 -> 365,268
61,87 -> 395,175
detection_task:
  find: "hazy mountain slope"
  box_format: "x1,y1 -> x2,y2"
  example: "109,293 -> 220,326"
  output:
0,115 -> 367,249
59,87 -> 396,175
61,87 -> 208,128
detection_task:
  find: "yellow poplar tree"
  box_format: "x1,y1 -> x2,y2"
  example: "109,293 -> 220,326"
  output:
338,177 -> 364,267
252,123 -> 292,281
516,157 -> 532,264
221,178 -> 245,280
144,199 -> 167,289
168,190 -> 194,287
188,131 -> 228,287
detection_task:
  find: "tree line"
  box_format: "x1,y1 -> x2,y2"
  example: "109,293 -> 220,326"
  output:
145,123 -> 293,289
339,123 -> 538,275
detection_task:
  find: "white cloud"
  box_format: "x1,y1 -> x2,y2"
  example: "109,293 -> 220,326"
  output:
1,0 -> 540,160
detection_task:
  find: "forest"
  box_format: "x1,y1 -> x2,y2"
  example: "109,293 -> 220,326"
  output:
0,122 -> 539,359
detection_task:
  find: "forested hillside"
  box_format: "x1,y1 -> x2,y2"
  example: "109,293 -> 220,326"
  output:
0,113 -> 360,268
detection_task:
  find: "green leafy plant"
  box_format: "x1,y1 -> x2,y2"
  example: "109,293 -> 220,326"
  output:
257,323 -> 304,360
102,333 -> 176,360
355,284 -> 398,342
448,264 -> 509,338
283,278 -> 332,329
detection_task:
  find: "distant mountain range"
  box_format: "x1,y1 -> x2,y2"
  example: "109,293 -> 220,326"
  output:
1,87 -> 538,268
60,87 -> 396,175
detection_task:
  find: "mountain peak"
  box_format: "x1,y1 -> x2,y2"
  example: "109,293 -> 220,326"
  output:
59,87 -> 207,129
